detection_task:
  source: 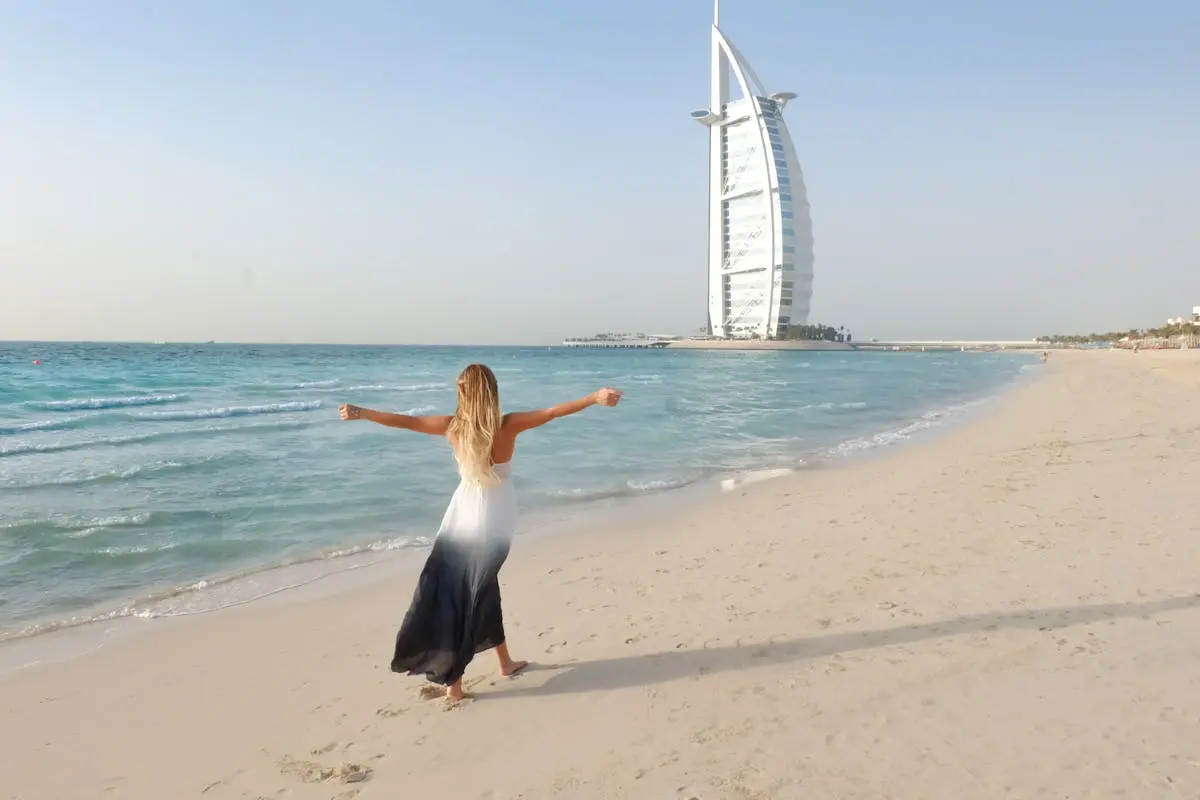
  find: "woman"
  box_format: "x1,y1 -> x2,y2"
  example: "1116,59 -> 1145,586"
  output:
339,364 -> 622,701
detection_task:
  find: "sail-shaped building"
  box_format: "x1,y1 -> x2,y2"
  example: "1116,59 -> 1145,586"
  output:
691,1 -> 814,339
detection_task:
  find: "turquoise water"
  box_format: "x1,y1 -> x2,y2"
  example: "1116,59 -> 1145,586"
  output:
0,342 -> 1034,639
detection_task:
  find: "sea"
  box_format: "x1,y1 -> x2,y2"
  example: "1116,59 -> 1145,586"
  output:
0,342 -> 1036,643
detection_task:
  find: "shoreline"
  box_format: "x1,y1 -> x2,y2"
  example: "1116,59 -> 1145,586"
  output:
0,362 -> 1037,664
1,350 -> 1198,797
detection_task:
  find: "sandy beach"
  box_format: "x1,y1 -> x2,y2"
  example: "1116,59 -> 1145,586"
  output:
2,349 -> 1198,799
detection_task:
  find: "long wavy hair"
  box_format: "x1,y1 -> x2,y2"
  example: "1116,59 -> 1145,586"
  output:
447,363 -> 502,486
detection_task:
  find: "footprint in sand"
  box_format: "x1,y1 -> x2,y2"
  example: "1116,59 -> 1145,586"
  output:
278,755 -> 372,785
375,705 -> 405,718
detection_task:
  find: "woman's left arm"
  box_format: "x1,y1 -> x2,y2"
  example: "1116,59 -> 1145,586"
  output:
339,404 -> 452,436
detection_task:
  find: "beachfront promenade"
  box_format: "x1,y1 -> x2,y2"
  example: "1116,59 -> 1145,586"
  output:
855,339 -> 1051,351
2,350 -> 1199,798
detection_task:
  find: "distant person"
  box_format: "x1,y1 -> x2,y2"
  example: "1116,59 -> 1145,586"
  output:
339,365 -> 622,702
1042,351 -> 1049,363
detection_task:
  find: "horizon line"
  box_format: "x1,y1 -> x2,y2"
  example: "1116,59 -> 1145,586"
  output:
0,339 -> 574,348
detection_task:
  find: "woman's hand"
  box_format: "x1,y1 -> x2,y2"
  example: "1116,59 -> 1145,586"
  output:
592,387 -> 623,407
339,403 -> 363,421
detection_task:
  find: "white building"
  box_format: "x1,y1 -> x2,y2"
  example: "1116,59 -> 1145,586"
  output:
691,0 -> 815,339
1165,307 -> 1200,326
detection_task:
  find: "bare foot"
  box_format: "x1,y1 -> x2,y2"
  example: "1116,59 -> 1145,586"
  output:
444,691 -> 472,707
500,659 -> 530,677
446,680 -> 468,701
495,641 -> 530,677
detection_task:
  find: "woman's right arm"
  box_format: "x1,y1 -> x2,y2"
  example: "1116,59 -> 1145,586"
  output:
503,387 -> 622,434
339,404 -> 452,436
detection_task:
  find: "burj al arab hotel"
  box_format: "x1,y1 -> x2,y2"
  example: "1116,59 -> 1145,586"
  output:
691,1 -> 815,339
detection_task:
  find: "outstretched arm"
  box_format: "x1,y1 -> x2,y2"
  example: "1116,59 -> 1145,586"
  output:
503,387 -> 622,434
339,404 -> 452,436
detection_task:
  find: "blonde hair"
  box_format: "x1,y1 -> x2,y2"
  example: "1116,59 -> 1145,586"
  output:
447,363 -> 502,486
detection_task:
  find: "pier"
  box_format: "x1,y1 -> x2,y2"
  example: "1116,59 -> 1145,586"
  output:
561,336 -> 1048,353
560,336 -> 851,351
561,338 -> 670,349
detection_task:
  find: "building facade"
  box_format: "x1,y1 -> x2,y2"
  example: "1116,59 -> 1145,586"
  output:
1166,307 -> 1200,326
691,2 -> 814,339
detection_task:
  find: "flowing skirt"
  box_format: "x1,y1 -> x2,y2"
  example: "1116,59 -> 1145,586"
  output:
390,465 -> 517,685
390,536 -> 510,685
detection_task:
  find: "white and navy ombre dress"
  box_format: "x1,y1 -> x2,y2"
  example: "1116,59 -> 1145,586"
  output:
390,460 -> 517,685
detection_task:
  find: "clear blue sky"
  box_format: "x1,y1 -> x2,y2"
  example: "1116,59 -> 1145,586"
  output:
2,0 -> 1197,343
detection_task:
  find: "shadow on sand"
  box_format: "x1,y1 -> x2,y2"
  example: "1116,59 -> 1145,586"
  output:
490,595 -> 1200,699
